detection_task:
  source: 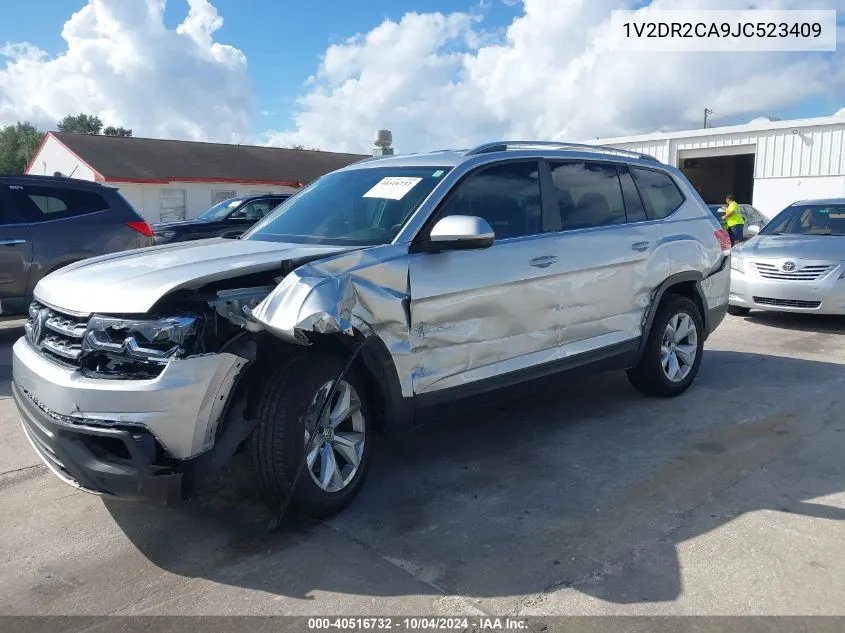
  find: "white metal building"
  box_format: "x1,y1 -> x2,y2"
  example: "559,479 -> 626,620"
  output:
25,132 -> 367,222
587,112 -> 845,219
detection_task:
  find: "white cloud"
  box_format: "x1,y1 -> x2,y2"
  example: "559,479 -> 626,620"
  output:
266,0 -> 845,153
0,0 -> 250,142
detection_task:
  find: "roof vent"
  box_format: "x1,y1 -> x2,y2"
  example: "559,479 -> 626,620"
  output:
373,130 -> 394,156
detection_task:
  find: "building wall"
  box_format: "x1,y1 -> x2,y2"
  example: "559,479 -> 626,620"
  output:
25,135 -> 97,181
113,181 -> 300,222
591,119 -> 845,219
753,176 -> 845,219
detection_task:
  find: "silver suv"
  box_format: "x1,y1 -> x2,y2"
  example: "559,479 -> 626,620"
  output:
12,142 -> 732,517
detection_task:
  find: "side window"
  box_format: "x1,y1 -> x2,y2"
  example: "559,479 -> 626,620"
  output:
0,187 -> 26,225
10,185 -> 108,223
548,161 -> 627,230
238,199 -> 275,220
618,167 -> 648,223
630,168 -> 685,220
438,161 -> 542,239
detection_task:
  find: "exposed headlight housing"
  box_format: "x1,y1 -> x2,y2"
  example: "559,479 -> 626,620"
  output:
82,315 -> 202,364
731,252 -> 745,273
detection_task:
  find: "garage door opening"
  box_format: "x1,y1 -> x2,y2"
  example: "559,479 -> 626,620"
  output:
680,153 -> 755,205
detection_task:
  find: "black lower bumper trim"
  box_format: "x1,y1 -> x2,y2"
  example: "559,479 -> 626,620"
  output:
12,381 -> 184,505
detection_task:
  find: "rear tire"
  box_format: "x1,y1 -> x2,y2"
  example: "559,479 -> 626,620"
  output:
248,353 -> 374,519
727,305 -> 750,317
627,295 -> 704,398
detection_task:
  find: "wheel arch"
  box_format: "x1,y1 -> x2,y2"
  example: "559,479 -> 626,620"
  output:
638,271 -> 708,363
306,331 -> 414,435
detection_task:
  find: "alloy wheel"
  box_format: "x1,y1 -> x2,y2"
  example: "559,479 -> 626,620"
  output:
303,380 -> 366,493
660,312 -> 698,383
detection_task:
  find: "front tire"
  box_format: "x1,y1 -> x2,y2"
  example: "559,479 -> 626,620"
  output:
248,353 -> 374,519
627,295 -> 704,398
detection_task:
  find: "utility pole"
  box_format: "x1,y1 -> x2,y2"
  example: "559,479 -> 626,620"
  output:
703,108 -> 712,129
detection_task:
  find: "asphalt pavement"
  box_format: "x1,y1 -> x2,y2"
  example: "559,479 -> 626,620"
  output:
1,312 -> 845,618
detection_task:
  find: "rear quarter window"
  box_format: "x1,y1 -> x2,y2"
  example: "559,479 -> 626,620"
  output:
14,185 -> 109,223
630,168 -> 685,220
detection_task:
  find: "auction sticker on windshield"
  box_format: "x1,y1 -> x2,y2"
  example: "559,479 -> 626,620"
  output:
363,177 -> 422,200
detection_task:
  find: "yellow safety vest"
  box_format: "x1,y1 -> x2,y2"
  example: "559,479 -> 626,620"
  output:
725,201 -> 745,227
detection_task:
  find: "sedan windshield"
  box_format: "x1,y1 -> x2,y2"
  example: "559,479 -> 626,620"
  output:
199,198 -> 246,221
243,166 -> 451,246
760,205 -> 845,236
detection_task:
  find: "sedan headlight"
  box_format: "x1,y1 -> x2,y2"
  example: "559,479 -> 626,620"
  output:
731,252 -> 745,273
154,230 -> 177,240
82,315 -> 201,363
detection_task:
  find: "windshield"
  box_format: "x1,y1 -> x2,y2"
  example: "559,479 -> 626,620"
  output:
707,204 -> 723,216
198,198 -> 246,221
760,205 -> 845,237
243,166 -> 451,245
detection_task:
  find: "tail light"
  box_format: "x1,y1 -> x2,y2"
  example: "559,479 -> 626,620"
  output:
127,221 -> 154,238
714,229 -> 732,254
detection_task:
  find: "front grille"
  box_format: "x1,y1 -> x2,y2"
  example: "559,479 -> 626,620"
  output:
25,301 -> 90,367
752,262 -> 835,281
753,297 -> 822,309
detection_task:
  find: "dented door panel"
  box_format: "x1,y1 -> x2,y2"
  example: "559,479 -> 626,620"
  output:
407,235 -> 567,395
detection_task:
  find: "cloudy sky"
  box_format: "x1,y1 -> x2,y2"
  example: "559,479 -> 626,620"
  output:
1,0 -> 843,153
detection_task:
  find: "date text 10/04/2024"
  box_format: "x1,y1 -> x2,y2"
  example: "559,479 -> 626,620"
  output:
307,617 -> 529,630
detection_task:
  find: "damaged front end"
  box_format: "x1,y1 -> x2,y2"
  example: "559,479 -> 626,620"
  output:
14,279 -> 284,504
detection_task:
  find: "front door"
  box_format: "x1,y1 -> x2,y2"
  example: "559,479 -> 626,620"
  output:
0,184 -> 33,314
408,160 -> 566,396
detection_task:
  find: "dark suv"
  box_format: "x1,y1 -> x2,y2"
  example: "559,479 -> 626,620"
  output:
0,175 -> 153,316
151,194 -> 292,244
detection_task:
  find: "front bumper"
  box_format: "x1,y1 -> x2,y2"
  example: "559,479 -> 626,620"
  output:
730,261 -> 845,315
12,337 -> 248,460
14,380 -> 184,504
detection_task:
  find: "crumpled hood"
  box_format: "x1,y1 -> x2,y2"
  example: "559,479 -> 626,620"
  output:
740,234 -> 845,261
34,238 -> 355,315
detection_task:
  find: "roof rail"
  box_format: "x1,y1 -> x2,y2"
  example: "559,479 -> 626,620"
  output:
464,141 -> 661,162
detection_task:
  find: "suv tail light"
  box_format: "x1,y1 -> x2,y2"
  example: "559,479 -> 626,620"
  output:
714,229 -> 732,254
127,221 -> 154,238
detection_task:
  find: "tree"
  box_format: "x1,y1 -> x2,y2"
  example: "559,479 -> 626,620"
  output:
103,126 -> 133,137
0,122 -> 43,174
57,113 -> 104,135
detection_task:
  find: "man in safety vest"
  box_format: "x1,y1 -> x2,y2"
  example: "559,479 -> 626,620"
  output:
723,195 -> 745,246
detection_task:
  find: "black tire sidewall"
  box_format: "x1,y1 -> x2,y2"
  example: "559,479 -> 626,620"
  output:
251,354 -> 375,518
647,296 -> 705,394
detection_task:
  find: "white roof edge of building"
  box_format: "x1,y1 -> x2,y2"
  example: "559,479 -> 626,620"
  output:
585,112 -> 845,146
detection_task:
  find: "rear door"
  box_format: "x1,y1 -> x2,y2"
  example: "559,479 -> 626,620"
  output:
0,184 -> 33,313
542,161 -> 659,350
6,184 -> 113,292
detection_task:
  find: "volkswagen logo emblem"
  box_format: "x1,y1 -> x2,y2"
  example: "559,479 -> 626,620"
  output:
781,261 -> 796,272
27,308 -> 49,347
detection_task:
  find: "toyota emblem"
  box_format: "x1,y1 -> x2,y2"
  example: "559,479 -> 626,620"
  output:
781,261 -> 796,272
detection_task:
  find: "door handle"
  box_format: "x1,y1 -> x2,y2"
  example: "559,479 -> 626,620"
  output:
529,255 -> 558,268
631,241 -> 651,252
0,239 -> 25,247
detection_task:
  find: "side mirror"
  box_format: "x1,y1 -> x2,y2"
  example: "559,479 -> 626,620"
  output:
420,215 -> 495,252
747,224 -> 761,236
